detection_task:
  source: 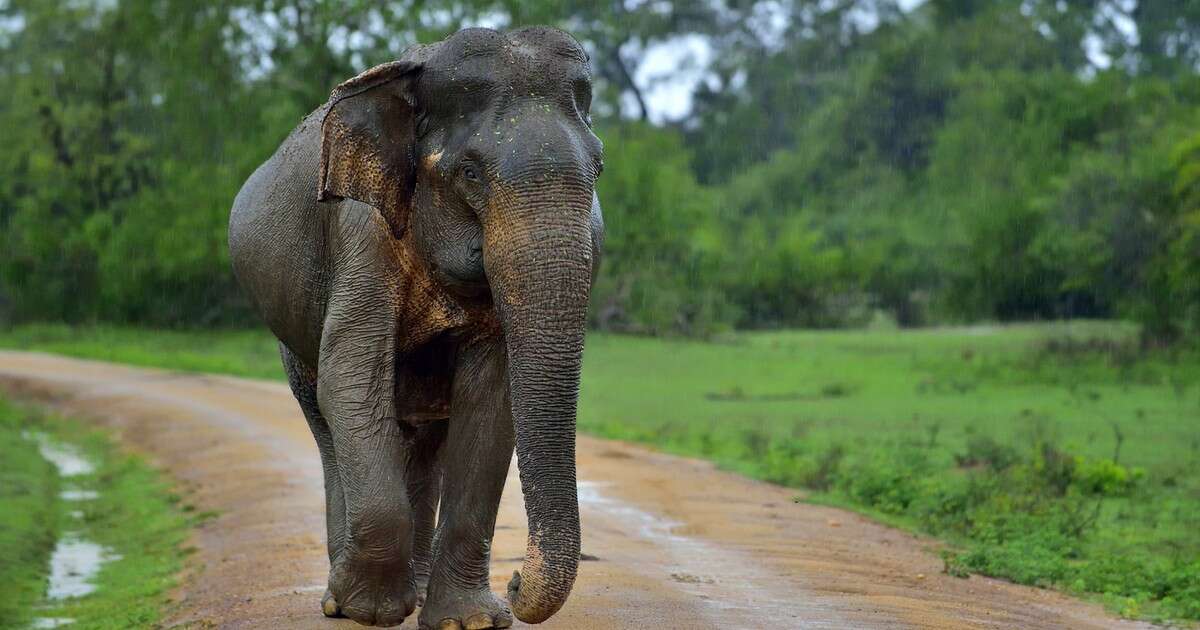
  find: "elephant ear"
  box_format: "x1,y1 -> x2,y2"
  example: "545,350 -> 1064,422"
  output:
317,60 -> 422,239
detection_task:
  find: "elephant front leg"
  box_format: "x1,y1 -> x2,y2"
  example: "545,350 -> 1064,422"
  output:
408,423 -> 446,606
419,340 -> 515,630
318,338 -> 419,627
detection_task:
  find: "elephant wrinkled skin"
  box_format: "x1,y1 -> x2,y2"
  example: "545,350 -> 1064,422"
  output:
228,27 -> 604,628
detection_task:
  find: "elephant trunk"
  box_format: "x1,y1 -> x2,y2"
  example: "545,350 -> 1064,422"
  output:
484,185 -> 592,624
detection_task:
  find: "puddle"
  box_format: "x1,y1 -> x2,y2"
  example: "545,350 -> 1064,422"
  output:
59,489 -> 99,501
23,432 -> 120,628
31,619 -> 76,629
23,432 -> 94,477
45,534 -> 122,599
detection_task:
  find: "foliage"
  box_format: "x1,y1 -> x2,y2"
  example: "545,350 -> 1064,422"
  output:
2,2 -> 1200,336
589,123 -> 732,336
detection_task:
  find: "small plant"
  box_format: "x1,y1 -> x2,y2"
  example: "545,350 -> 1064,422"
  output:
833,443 -> 932,515
819,382 -> 855,398
955,434 -> 1019,471
740,428 -> 770,459
941,550 -> 971,578
926,421 -> 942,448
800,443 -> 845,491
1071,457 -> 1143,497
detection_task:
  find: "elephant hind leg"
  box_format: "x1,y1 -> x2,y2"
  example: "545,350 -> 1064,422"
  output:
281,343 -> 346,618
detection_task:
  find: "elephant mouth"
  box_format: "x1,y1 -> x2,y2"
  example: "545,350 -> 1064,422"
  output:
441,276 -> 491,299
429,258 -> 491,300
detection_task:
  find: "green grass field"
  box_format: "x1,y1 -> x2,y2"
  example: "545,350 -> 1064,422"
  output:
2,322 -> 1197,622
0,395 -> 197,629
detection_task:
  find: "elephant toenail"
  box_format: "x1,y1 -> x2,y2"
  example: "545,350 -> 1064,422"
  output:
437,619 -> 464,630
464,613 -> 493,629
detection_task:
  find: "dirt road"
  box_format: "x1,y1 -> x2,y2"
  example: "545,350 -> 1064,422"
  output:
0,351 -> 1148,629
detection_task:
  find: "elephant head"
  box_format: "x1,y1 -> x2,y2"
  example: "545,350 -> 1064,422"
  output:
315,27 -> 603,624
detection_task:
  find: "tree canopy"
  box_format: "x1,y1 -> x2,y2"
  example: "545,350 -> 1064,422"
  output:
1,0 -> 1199,340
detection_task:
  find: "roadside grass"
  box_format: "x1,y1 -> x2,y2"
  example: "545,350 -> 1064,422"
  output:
0,394 -> 196,629
0,397 -> 59,627
578,322 -> 1200,623
2,321 -> 1198,622
0,323 -> 283,380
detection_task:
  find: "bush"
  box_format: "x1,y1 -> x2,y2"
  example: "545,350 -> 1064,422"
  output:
955,434 -> 1019,471
835,444 -> 933,514
1072,457 -> 1144,497
787,424 -> 1194,621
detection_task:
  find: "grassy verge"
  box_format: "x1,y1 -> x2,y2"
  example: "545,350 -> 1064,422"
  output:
0,397 -> 59,627
0,394 -> 197,629
0,323 -> 284,380
579,323 -> 1200,623
2,321 -> 1198,622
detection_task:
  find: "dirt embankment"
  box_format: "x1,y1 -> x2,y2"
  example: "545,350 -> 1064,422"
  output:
0,351 -> 1148,629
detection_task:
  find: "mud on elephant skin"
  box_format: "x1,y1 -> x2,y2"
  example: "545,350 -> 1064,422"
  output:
228,26 -> 604,628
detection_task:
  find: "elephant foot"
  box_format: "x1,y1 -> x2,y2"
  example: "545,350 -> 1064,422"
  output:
321,587 -> 344,618
327,555 -> 418,627
418,585 -> 513,630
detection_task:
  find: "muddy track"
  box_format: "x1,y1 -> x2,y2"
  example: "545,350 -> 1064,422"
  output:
0,351 -> 1149,629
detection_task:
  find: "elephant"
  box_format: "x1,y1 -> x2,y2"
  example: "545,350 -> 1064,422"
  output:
227,26 -> 604,628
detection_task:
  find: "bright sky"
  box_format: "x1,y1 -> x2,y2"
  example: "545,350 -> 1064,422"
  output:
631,0 -> 929,122
629,0 -> 1143,122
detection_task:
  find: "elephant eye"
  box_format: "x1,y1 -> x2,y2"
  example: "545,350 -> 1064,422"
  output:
457,162 -> 487,211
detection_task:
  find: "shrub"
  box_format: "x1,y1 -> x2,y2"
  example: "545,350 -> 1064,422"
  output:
955,434 -> 1019,471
